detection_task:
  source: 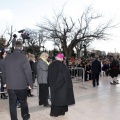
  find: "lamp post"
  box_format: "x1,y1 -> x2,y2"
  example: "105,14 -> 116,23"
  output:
83,44 -> 87,58
12,34 -> 17,48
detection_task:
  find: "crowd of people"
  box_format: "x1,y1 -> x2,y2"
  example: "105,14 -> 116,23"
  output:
65,54 -> 120,86
0,41 -> 75,120
0,39 -> 120,120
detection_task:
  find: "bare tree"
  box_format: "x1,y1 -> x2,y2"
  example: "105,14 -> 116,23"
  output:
0,26 -> 15,47
37,6 -> 117,57
38,30 -> 46,50
0,37 -> 6,48
52,38 -> 62,51
23,29 -> 46,54
75,40 -> 91,57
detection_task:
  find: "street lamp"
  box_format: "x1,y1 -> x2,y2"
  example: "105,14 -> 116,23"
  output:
12,34 -> 17,48
83,44 -> 87,58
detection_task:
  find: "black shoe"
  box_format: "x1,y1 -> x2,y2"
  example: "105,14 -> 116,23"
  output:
30,94 -> 34,97
1,94 -> 8,99
44,104 -> 51,107
39,101 -> 43,106
27,94 -> 34,97
1,96 -> 8,99
110,82 -> 116,85
114,81 -> 119,84
23,114 -> 30,120
4,94 -> 8,98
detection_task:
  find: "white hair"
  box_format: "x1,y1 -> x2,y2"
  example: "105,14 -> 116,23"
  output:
40,52 -> 48,57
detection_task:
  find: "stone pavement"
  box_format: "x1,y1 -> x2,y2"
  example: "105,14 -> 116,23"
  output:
1,75 -> 120,120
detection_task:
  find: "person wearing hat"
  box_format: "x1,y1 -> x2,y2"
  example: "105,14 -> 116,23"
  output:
48,53 -> 75,117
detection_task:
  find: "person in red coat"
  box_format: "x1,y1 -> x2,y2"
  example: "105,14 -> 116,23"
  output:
48,53 -> 75,117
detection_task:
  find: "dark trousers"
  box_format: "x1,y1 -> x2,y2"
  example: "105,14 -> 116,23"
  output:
27,89 -> 32,96
8,89 -> 29,120
92,73 -> 99,87
1,80 -> 4,92
39,84 -> 49,105
32,73 -> 36,84
0,79 -> 7,98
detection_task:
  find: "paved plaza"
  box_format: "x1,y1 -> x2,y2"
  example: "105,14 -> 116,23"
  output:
0,75 -> 120,120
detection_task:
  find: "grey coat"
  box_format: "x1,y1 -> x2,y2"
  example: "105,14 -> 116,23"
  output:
2,49 -> 33,90
37,58 -> 48,84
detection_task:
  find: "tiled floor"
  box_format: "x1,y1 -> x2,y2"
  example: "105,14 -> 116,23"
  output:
0,75 -> 120,120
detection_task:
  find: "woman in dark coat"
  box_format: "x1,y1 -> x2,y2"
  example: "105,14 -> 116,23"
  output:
110,55 -> 119,84
0,51 -> 8,99
48,53 -> 75,117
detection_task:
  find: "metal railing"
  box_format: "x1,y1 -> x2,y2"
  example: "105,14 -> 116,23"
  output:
36,66 -> 87,97
68,66 -> 87,89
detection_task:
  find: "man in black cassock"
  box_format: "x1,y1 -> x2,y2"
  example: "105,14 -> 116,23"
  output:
48,53 -> 75,117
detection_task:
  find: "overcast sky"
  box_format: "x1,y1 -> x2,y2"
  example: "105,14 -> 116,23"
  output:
0,0 -> 120,53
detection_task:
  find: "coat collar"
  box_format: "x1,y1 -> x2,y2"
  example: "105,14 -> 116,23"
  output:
13,49 -> 23,53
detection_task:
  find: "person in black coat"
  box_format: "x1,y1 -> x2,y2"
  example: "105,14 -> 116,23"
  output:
110,55 -> 119,85
91,55 -> 101,87
2,41 -> 33,120
27,53 -> 36,97
48,53 -> 75,117
0,51 -> 8,99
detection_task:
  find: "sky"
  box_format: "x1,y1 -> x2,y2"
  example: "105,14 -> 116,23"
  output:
0,0 -> 120,53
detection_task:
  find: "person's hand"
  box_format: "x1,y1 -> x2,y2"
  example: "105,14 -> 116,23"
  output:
28,86 -> 32,89
3,84 -> 7,88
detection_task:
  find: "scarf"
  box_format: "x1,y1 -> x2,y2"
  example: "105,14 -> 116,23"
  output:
40,56 -> 49,65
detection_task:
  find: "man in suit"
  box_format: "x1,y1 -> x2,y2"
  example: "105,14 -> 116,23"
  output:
2,41 -> 33,120
91,55 -> 101,87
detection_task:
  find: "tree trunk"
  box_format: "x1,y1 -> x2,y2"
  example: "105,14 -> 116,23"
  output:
63,47 -> 73,58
